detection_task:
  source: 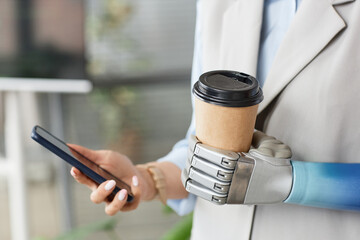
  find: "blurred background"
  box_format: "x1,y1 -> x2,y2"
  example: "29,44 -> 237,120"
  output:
0,0 -> 195,239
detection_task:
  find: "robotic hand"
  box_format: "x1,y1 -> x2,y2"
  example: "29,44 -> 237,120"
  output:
182,131 -> 293,205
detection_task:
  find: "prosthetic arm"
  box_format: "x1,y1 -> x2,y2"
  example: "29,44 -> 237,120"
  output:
182,131 -> 360,211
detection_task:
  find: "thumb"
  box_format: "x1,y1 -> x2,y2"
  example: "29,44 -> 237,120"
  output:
67,143 -> 103,164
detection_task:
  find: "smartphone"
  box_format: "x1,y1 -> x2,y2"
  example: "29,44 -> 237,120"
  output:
31,125 -> 133,202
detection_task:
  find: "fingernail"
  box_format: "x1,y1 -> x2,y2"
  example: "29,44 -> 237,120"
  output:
105,180 -> 116,191
70,168 -> 77,177
118,189 -> 127,201
132,176 -> 139,186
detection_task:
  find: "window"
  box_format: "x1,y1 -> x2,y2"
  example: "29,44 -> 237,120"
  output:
86,0 -> 196,83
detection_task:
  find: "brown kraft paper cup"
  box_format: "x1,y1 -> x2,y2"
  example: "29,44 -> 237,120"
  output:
193,70 -> 263,152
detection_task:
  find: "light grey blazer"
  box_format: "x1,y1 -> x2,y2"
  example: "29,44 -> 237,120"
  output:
191,0 -> 360,239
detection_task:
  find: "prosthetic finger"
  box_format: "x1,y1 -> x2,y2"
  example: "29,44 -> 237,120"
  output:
188,153 -> 234,181
182,166 -> 228,204
188,167 -> 230,194
189,135 -> 239,169
184,179 -> 227,205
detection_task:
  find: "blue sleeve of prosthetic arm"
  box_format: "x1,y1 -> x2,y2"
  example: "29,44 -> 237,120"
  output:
285,161 -> 360,211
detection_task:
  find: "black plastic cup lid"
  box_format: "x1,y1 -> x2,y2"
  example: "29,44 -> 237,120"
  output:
193,70 -> 263,107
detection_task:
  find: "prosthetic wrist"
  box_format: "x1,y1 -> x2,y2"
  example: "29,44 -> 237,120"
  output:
227,151 -> 292,204
182,132 -> 293,205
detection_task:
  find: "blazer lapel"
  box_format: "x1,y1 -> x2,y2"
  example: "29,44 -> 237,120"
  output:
258,0 -> 348,113
202,0 -> 264,77
332,0 -> 355,5
218,0 -> 264,77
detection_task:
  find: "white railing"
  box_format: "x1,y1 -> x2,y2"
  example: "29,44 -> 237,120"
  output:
0,78 -> 92,240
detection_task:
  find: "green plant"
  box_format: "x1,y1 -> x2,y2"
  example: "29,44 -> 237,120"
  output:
89,86 -> 140,144
161,213 -> 193,240
34,207 -> 194,240
33,218 -> 119,240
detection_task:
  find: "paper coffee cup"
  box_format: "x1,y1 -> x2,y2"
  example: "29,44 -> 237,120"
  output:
193,70 -> 263,152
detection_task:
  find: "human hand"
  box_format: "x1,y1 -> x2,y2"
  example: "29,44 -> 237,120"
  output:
68,144 -> 153,215
182,131 -> 293,205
